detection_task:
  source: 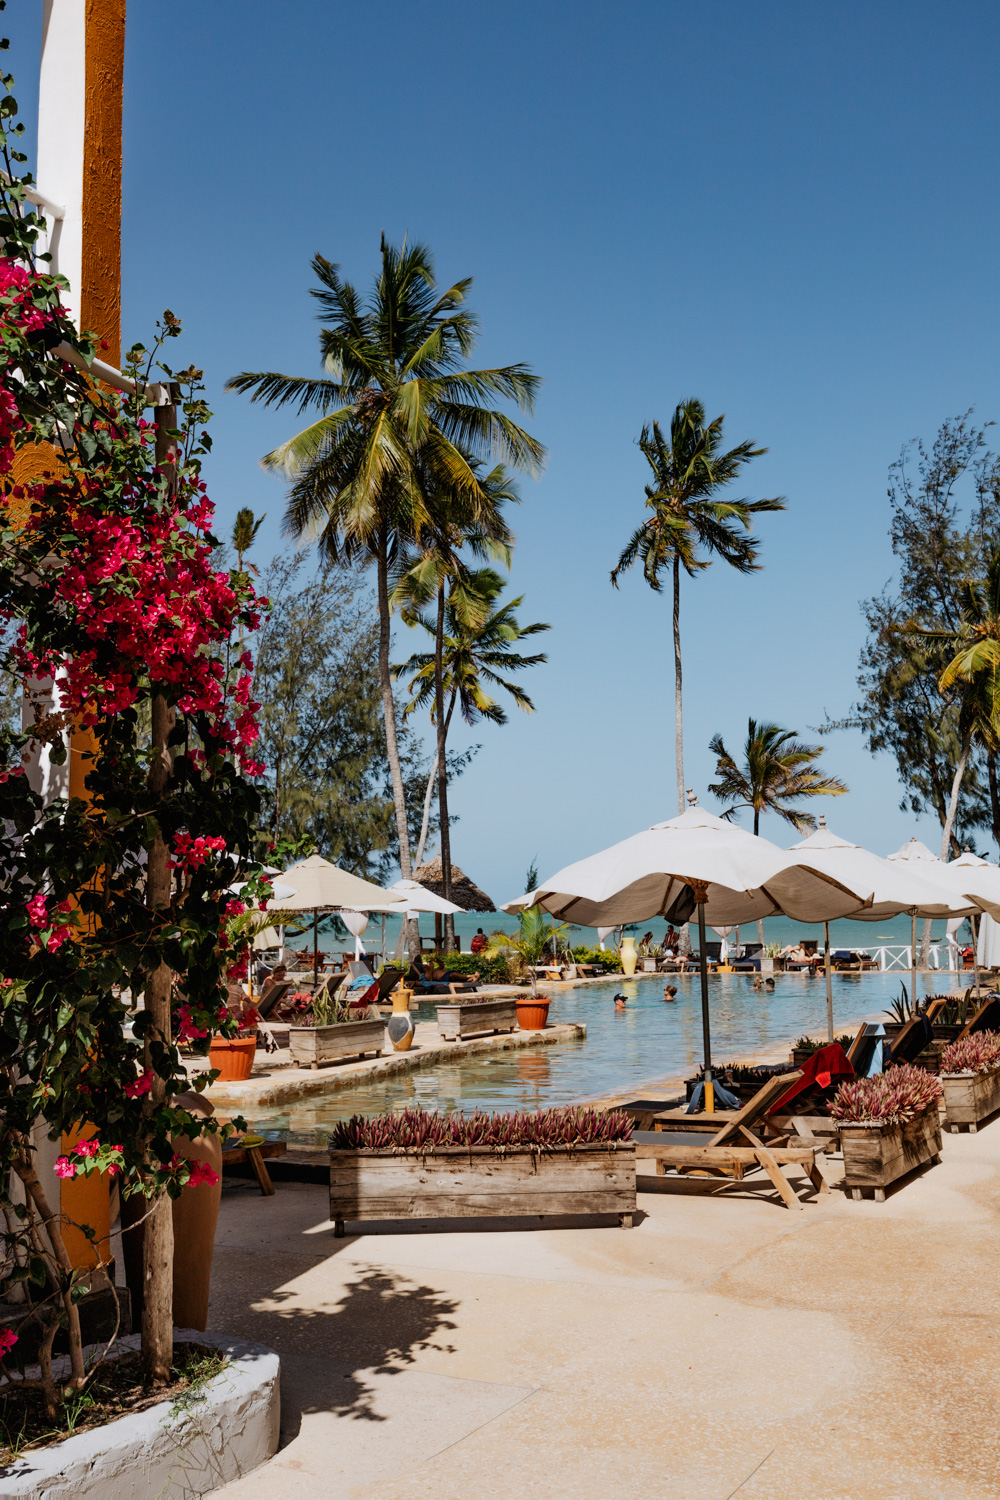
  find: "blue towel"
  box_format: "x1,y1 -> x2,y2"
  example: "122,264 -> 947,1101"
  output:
685,1080 -> 740,1113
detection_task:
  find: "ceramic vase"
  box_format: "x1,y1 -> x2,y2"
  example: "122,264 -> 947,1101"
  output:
387,982 -> 415,1051
620,935 -> 637,976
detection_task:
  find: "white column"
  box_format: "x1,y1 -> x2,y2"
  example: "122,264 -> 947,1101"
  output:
36,0 -> 86,306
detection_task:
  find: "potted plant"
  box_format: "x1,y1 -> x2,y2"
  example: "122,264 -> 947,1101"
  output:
790,1034 -> 854,1069
760,941 -> 784,974
832,1064 -> 943,1201
209,997 -> 261,1083
287,990 -> 386,1069
938,1032 -> 1000,1133
486,907 -> 569,1029
328,1105 -> 636,1234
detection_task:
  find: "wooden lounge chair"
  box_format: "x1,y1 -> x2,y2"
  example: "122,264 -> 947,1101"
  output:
257,978 -> 294,1019
630,1071 -> 829,1211
955,995 -> 1000,1041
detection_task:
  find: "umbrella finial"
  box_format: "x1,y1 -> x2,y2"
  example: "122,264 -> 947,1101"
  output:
686,787 -> 698,807
818,814 -> 827,828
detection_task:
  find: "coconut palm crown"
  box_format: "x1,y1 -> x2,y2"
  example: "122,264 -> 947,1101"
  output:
708,718 -> 848,835
611,400 -> 785,816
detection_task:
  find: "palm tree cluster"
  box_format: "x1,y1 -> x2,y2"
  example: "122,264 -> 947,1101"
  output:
227,239 -> 549,952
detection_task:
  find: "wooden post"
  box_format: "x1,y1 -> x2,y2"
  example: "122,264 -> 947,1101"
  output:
690,881 -> 713,1112
911,910 -> 917,1014
824,920 -> 834,1043
141,398 -> 177,1385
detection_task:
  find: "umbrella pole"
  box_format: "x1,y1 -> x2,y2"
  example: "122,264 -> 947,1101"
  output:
911,911 -> 917,1012
313,908 -> 318,989
824,920 -> 833,1043
973,913 -> 981,997
694,888 -> 713,1111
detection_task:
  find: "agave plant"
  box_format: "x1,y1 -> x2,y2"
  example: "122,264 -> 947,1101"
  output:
328,1105 -> 633,1152
484,907 -> 569,996
938,1032 -> 1000,1075
832,1064 -> 941,1125
793,1035 -> 854,1055
884,982 -> 916,1025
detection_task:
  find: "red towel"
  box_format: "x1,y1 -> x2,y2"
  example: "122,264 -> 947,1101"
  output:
768,1044 -> 854,1116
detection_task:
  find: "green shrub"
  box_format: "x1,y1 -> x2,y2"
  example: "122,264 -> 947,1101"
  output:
571,945 -> 622,973
442,950 -> 514,984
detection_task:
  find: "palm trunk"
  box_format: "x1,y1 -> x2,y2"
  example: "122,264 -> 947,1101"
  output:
376,535 -> 418,960
673,553 -> 692,956
989,751 -> 1000,854
414,750 -> 437,870
941,733 -> 970,862
673,552 -> 684,815
434,585 -> 455,952
932,732 -> 972,976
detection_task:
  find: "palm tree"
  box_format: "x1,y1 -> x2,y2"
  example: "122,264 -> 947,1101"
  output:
611,401 -> 785,815
392,463 -> 516,920
395,569 -> 549,947
226,241 -> 544,916
709,718 -> 848,946
920,547 -> 1000,857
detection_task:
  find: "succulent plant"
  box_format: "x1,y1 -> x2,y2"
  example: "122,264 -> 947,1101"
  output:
793,1035 -> 853,1054
938,1032 -> 1000,1076
328,1104 -> 633,1152
832,1063 -> 941,1124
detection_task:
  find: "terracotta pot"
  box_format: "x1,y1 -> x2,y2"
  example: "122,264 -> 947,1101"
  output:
516,996 -> 551,1031
208,1035 -> 257,1081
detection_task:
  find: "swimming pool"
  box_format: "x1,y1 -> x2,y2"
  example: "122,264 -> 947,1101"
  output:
245,967 -> 952,1146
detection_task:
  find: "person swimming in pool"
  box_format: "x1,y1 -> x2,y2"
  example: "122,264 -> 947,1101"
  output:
663,984 -> 678,1002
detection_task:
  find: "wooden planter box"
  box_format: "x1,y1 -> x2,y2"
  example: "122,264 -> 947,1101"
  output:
940,1067 -> 1000,1133
329,1142 -> 636,1234
840,1103 -> 943,1201
436,997 -> 517,1041
288,1018 -> 385,1070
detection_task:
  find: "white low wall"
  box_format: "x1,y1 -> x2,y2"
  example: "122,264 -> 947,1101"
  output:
0,1330 -> 279,1499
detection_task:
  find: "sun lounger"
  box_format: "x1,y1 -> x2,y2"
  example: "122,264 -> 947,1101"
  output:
955,995 -> 1000,1041
888,1013 -> 934,1066
847,1021 -> 886,1077
257,978 -> 294,1019
630,1072 -> 829,1210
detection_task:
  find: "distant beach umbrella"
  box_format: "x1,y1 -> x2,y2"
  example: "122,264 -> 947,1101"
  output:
271,855 -> 401,986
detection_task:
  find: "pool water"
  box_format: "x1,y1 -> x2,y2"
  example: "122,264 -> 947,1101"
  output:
247,968 -> 951,1146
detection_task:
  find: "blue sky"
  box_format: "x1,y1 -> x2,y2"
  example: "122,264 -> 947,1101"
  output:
10,2 -> 1000,901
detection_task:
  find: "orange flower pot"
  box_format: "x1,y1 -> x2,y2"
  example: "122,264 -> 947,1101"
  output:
208,1035 -> 257,1082
516,997 -> 551,1031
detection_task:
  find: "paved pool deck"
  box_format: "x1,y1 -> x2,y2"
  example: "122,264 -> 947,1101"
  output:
206,1103 -> 1000,1500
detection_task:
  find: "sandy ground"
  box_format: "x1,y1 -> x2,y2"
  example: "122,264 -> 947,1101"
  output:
206,1107 -> 1000,1500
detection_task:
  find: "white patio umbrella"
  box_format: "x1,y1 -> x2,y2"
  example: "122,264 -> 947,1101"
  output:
270,855 -> 401,985
788,819 -> 975,1038
887,837 -> 995,993
503,802 -> 877,1101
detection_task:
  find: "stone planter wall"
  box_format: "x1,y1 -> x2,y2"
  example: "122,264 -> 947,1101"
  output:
0,1330 -> 279,1499
840,1103 -> 943,1202
940,1066 -> 1000,1133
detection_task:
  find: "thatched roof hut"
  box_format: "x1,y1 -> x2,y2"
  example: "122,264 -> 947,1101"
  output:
414,856 -> 496,913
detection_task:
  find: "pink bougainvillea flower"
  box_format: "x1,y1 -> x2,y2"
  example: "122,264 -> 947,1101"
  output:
124,1067 -> 153,1098
0,1328 -> 18,1357
185,1159 -> 220,1188
53,1157 -> 75,1179
75,1140 -> 100,1157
